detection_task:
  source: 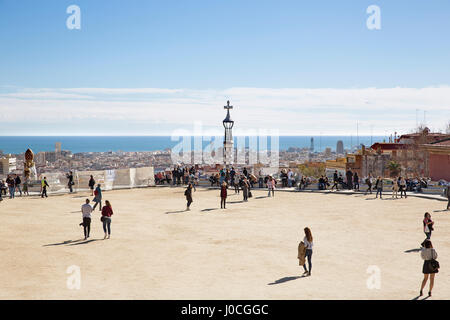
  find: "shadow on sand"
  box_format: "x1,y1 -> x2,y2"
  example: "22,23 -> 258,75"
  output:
43,239 -> 84,247
68,239 -> 102,246
433,209 -> 449,213
267,276 -> 305,285
404,248 -> 422,253
201,208 -> 219,212
165,210 -> 187,214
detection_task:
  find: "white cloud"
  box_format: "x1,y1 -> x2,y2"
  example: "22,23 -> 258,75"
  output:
0,86 -> 449,135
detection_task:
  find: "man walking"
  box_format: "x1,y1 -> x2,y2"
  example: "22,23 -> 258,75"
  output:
6,175 -> 15,199
67,171 -> 74,193
41,177 -> 49,198
15,175 -> 22,196
375,176 -> 383,199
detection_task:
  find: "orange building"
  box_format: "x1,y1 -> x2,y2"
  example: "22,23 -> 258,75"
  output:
422,138 -> 450,181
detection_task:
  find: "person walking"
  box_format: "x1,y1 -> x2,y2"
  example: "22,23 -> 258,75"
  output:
346,170 -> 353,190
242,178 -> 250,202
258,169 -> 264,188
41,177 -> 49,198
445,183 -> 450,210
375,176 -> 383,199
302,227 -> 314,276
15,175 -> 22,197
92,184 -> 102,211
353,172 -> 359,191
267,175 -> 275,197
220,181 -> 227,209
67,171 -> 74,193
81,199 -> 93,240
399,176 -> 407,198
22,177 -> 29,196
422,212 -> 434,243
365,174 -> 373,195
6,175 -> 15,199
419,240 -> 439,297
392,178 -> 399,199
331,170 -> 339,191
101,200 -> 113,239
184,183 -> 193,211
88,175 -> 96,196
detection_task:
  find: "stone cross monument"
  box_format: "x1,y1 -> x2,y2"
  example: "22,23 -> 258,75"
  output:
222,100 -> 234,167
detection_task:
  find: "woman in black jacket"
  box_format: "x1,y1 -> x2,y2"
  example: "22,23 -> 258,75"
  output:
185,183 -> 193,211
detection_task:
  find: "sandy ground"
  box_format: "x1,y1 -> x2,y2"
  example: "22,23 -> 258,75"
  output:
0,187 -> 449,300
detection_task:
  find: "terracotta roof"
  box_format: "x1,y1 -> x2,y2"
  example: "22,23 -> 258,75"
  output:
370,143 -> 408,150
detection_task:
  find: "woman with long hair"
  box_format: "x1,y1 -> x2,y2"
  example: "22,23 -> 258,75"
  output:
302,227 -> 314,276
101,200 -> 113,239
422,212 -> 434,246
420,240 -> 438,297
220,181 -> 227,209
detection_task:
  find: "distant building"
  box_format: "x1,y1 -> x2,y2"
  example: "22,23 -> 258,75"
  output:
35,152 -> 46,166
422,137 -> 450,181
310,137 -> 314,152
324,147 -> 332,157
0,155 -> 17,175
336,140 -> 344,154
55,142 -> 62,154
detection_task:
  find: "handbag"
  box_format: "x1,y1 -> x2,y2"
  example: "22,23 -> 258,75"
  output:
430,249 -> 440,271
100,216 -> 105,222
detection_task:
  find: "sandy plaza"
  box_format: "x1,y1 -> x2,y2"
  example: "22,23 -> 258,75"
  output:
0,187 -> 449,300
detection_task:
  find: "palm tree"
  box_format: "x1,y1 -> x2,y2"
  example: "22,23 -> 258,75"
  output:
387,161 -> 401,177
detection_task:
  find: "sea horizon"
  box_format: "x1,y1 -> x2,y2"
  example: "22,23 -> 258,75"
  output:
0,135 -> 386,154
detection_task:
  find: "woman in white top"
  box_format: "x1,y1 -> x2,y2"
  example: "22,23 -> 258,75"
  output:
81,199 -> 93,240
302,227 -> 314,276
419,240 -> 438,297
267,176 -> 275,197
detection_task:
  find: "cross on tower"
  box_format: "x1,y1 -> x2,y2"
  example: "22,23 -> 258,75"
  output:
224,100 -> 233,111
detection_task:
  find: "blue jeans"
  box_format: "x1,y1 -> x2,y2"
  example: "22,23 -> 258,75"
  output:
376,188 -> 382,198
8,186 -> 15,198
303,249 -> 313,273
102,217 -> 111,235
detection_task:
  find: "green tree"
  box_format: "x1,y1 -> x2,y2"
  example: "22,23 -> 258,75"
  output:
387,161 -> 401,177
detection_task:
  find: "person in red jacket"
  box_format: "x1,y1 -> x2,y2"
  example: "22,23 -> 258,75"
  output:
101,200 -> 114,239
220,181 -> 228,209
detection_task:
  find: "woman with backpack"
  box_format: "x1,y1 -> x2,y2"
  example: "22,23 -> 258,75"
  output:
92,184 -> 102,211
419,240 -> 439,297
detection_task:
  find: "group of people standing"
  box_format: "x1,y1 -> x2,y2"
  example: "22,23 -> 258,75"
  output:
0,174 -> 26,201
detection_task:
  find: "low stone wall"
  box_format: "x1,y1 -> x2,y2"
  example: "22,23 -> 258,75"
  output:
26,167 -> 155,193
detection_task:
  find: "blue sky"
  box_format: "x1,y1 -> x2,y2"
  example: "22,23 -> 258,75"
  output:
0,0 -> 449,135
